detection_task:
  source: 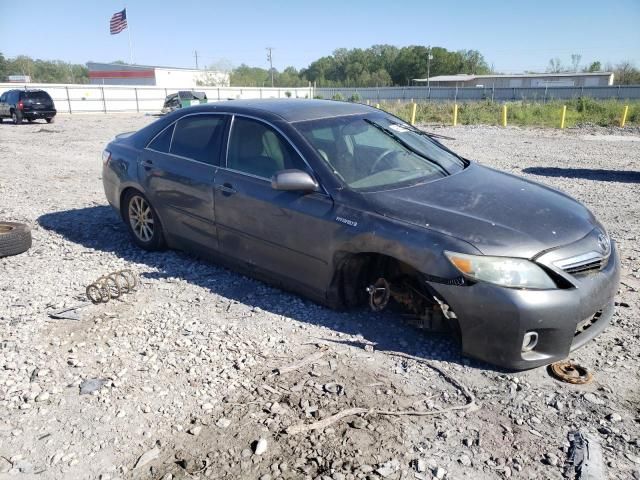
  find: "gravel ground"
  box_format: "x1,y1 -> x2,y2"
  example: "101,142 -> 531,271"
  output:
0,115 -> 638,480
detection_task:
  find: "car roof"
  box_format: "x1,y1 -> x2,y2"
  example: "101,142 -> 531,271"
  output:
189,99 -> 375,123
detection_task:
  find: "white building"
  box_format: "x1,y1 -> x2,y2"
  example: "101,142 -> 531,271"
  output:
413,72 -> 615,88
87,62 -> 229,87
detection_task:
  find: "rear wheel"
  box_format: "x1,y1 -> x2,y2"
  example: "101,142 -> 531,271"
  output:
45,117 -> 55,124
123,190 -> 165,251
12,111 -> 22,125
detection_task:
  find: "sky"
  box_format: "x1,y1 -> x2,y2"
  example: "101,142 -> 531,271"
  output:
1,0 -> 639,73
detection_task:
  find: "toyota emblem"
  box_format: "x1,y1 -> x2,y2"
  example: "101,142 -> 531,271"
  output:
597,232 -> 610,254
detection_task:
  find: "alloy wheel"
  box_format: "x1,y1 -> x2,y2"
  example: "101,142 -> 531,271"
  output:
128,195 -> 155,242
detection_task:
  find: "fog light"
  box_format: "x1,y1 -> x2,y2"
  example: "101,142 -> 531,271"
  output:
522,331 -> 539,352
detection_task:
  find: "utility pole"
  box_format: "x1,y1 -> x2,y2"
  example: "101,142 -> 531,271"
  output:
427,46 -> 433,88
194,50 -> 199,69
266,47 -> 274,87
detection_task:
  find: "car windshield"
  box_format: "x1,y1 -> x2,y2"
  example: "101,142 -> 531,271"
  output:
296,114 -> 466,190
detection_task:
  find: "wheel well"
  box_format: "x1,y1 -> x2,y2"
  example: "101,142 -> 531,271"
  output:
119,187 -> 140,219
333,252 -> 423,308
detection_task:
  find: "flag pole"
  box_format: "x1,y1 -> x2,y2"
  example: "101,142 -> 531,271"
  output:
126,6 -> 134,64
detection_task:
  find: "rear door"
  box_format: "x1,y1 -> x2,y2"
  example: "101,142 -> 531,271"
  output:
139,113 -> 229,251
213,115 -> 335,295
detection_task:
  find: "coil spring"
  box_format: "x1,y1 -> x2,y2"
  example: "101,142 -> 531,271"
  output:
86,269 -> 138,304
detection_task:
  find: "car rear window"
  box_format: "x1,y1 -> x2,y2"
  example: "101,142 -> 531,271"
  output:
23,91 -> 52,102
147,124 -> 174,153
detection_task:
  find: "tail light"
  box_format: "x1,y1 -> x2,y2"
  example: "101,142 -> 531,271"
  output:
102,150 -> 112,166
17,100 -> 23,110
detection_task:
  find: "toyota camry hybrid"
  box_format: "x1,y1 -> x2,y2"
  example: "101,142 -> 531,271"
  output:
102,99 -> 620,370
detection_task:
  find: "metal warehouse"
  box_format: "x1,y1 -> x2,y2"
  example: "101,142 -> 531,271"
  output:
87,62 -> 229,88
414,72 -> 614,88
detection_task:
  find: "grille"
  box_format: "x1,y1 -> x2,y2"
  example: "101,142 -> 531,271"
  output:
555,252 -> 608,276
563,258 -> 607,275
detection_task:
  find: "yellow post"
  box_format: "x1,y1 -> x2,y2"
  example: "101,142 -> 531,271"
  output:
620,105 -> 629,127
453,103 -> 458,126
410,102 -> 417,125
501,104 -> 508,127
560,105 -> 567,129
375,103 -> 380,109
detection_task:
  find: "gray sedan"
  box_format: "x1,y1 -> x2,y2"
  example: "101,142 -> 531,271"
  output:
102,99 -> 620,370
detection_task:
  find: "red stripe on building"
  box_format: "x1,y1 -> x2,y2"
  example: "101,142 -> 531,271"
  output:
89,70 -> 155,79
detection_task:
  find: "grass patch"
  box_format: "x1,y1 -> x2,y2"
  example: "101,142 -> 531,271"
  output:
375,99 -> 640,128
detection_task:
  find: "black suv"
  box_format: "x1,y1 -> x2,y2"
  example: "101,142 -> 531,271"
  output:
0,89 -> 57,124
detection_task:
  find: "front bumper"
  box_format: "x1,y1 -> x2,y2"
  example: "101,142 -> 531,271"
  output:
429,242 -> 620,370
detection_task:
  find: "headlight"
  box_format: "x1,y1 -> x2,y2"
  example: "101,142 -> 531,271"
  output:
445,251 -> 556,289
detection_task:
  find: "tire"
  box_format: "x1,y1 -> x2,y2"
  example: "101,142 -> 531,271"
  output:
0,222 -> 32,258
122,190 -> 165,251
46,117 -> 55,124
12,111 -> 22,125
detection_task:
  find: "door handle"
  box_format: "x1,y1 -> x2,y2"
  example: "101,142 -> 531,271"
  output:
216,183 -> 237,195
141,159 -> 153,170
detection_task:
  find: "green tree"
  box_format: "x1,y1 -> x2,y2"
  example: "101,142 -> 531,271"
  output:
585,61 -> 602,72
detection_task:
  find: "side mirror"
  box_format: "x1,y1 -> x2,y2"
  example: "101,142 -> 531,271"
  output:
271,169 -> 319,193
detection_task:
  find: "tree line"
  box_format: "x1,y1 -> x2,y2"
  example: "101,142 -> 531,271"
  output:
2,48 -> 640,87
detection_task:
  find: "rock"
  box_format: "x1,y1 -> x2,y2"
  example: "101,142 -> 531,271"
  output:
188,426 -> 202,436
376,460 -> 400,478
202,403 -> 214,411
414,459 -> 427,473
349,418 -> 367,429
543,452 -> 558,466
134,447 -> 160,469
79,378 -> 107,395
583,392 -> 604,405
216,417 -> 231,429
606,413 -> 622,423
459,454 -> 472,466
323,383 -> 343,394
254,438 -> 268,455
434,467 -> 446,479
35,392 -> 50,402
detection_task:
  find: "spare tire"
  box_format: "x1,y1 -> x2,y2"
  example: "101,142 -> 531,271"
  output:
0,222 -> 32,258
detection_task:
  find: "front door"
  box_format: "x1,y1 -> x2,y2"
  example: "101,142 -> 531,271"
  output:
139,113 -> 228,250
213,115 -> 335,295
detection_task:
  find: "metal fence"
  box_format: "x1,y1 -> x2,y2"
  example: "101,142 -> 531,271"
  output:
0,83 -> 314,114
315,85 -> 640,103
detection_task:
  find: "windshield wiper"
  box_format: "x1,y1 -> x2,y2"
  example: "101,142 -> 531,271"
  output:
364,119 -> 450,175
398,123 -> 455,141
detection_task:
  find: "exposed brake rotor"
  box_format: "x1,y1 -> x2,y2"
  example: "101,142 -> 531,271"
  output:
548,361 -> 593,385
366,278 -> 391,312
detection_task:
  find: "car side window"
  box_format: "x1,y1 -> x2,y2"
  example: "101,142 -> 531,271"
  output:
170,115 -> 226,165
147,124 -> 175,153
227,117 -> 307,179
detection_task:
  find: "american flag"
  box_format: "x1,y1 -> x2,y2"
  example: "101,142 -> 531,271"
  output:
110,9 -> 128,35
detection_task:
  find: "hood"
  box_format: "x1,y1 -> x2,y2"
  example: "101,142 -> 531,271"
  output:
363,163 -> 597,258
